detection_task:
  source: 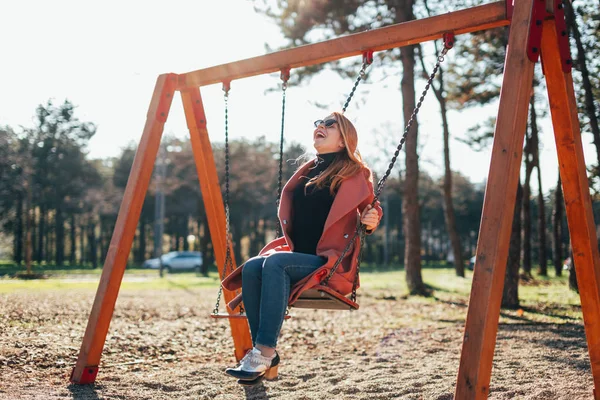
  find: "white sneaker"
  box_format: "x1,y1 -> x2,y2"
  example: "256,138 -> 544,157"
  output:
225,348 -> 279,381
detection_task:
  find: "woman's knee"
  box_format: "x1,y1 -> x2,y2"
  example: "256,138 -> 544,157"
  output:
242,257 -> 264,281
262,253 -> 289,274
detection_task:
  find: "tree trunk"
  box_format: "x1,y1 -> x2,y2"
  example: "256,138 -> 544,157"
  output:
136,218 -> 146,263
425,221 -> 432,259
420,0 -> 464,277
36,205 -> 45,264
80,221 -> 86,265
502,182 -> 522,308
14,193 -> 23,265
199,218 -> 212,275
529,93 -> 547,276
45,214 -> 52,264
383,191 -> 390,266
98,216 -> 105,264
182,217 -> 189,251
100,216 -> 112,265
439,74 -> 464,276
70,215 -> 76,265
536,169 -> 548,276
522,173 -> 532,276
249,216 -> 260,258
397,169 -> 405,261
565,1 -> 600,166
396,0 -> 425,295
232,218 -> 243,266
419,1 -> 465,278
89,221 -> 98,268
25,183 -> 33,274
552,174 -> 564,276
569,247 -> 578,292
55,206 -> 65,266
522,119 -> 534,277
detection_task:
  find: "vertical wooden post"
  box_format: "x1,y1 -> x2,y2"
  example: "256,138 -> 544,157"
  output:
542,20 -> 600,398
455,0 -> 536,398
71,73 -> 178,383
180,87 -> 253,361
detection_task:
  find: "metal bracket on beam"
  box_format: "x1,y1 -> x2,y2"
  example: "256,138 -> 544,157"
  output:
506,0 -> 514,20
280,67 -> 291,83
528,0 -> 573,74
527,0 -> 548,63
362,50 -> 374,66
443,32 -> 455,50
552,0 -> 572,72
222,80 -> 231,93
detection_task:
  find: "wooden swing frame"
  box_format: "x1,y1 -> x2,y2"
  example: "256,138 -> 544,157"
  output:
70,1 -> 600,398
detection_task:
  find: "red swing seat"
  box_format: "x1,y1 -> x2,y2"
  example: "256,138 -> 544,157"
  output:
291,285 -> 359,311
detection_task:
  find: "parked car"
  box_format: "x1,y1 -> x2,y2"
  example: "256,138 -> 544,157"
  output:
467,255 -> 476,270
143,251 -> 203,274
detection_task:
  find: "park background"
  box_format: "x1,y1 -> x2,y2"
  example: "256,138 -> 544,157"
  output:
1,1 -> 600,398
1,0 -> 598,285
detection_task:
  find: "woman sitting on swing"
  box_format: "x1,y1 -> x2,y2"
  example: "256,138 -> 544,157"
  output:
223,111 -> 383,385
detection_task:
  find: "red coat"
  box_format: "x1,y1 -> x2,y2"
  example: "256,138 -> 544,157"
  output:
222,161 -> 383,311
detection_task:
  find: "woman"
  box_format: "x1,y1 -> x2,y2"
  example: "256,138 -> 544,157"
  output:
222,111 -> 383,385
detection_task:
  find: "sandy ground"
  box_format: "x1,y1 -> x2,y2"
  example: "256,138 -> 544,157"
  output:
0,283 -> 594,399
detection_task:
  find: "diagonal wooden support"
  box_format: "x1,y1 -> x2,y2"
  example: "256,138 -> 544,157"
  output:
180,87 -> 253,361
71,73 -> 177,383
455,0 -> 536,398
542,19 -> 600,398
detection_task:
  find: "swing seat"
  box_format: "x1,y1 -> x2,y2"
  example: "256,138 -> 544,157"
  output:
210,313 -> 292,320
210,313 -> 252,319
292,286 -> 359,311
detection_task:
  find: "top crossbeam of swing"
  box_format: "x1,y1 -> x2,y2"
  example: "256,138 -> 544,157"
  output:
176,1 -> 509,91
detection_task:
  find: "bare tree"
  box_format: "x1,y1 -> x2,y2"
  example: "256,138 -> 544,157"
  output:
397,0 -> 426,295
565,1 -> 600,166
552,174 -> 564,276
530,92 -> 547,275
503,182 -> 522,308
417,43 -> 465,277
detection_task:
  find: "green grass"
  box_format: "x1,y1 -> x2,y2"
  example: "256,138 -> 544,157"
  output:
359,266 -> 582,323
0,263 -> 583,323
0,271 -> 224,294
0,260 -> 223,277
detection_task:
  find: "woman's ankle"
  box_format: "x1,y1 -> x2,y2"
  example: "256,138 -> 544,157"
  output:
255,344 -> 276,358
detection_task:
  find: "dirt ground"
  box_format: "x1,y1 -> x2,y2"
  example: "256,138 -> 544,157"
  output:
0,282 -> 594,399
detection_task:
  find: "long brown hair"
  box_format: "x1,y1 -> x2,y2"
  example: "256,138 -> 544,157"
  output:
303,112 -> 368,195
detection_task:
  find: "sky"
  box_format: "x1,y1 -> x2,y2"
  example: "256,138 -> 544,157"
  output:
1,0 -> 597,195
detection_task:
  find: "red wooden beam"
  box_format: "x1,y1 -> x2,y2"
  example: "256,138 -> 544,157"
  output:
71,73 -> 177,384
542,19 -> 600,398
455,0 -> 536,397
180,87 -> 253,360
177,2 -> 509,90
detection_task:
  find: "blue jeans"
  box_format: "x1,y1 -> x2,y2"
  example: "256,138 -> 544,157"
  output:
241,252 -> 326,348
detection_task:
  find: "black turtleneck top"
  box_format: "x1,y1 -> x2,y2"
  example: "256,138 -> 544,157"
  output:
290,152 -> 340,255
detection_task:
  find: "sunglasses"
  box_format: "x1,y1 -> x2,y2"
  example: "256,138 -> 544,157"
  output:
313,118 -> 337,128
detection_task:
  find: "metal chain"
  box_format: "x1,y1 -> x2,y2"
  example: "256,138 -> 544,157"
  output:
373,47 -> 448,203
211,44 -> 449,312
275,72 -> 289,238
342,53 -> 373,114
213,82 -> 234,316
323,45 -> 450,301
212,284 -> 224,315
351,226 -> 367,302
223,87 -> 234,277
